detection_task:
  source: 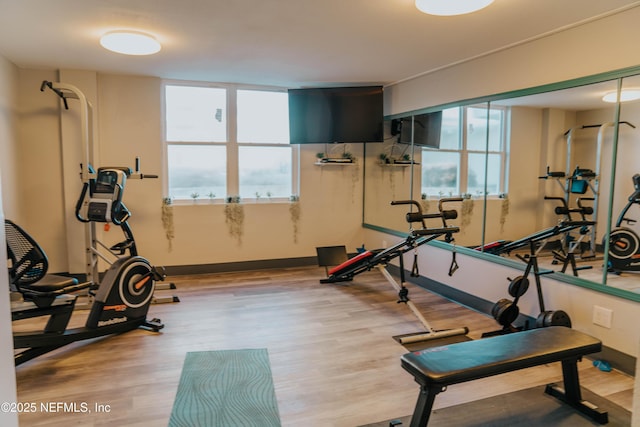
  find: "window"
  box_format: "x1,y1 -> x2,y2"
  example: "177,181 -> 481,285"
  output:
237,90 -> 293,199
421,105 -> 509,197
165,84 -> 297,202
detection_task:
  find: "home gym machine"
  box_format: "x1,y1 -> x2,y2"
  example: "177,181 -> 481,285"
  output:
479,197 -> 595,277
74,160 -> 176,303
480,199 -> 595,336
557,121 -> 636,257
4,83 -> 171,366
320,199 -> 468,344
40,80 -> 178,306
539,165 -> 598,259
8,213 -> 165,365
606,173 -> 640,273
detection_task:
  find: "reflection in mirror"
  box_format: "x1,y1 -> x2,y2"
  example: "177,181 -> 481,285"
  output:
603,74 -> 640,293
365,74 -> 640,299
489,80 -> 627,288
363,120 -> 418,233
364,104 -> 493,248
420,103 -> 494,247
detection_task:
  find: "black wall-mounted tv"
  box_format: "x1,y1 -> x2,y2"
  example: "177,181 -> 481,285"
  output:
399,111 -> 443,148
288,86 -> 383,144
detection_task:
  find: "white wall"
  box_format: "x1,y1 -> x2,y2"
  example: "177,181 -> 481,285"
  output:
0,54 -> 20,427
14,70 -> 368,274
16,68 -> 68,268
0,55 -> 19,220
384,7 -> 640,116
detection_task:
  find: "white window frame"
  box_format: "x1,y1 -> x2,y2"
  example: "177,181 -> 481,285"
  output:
421,104 -> 509,197
162,81 -> 299,204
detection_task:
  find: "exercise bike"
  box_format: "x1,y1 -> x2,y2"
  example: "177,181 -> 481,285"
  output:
8,163 -> 165,366
606,173 -> 640,273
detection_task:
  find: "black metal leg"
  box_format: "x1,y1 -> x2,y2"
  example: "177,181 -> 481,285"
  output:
409,385 -> 439,427
544,358 -> 608,424
561,358 -> 583,402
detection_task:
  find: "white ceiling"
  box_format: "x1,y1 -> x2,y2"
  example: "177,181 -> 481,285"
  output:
0,0 -> 639,90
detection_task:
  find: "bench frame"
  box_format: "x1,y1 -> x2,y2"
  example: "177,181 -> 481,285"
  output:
401,327 -> 608,426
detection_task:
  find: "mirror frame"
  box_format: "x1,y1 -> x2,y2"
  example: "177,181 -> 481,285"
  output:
363,64 -> 640,303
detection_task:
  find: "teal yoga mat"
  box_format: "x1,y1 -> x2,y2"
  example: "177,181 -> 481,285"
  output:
169,349 -> 281,427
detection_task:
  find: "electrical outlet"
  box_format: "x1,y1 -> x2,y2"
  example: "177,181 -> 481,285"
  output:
593,305 -> 613,328
382,240 -> 388,249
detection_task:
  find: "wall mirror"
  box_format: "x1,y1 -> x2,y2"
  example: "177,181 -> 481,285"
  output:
364,103 -> 490,248
364,68 -> 640,301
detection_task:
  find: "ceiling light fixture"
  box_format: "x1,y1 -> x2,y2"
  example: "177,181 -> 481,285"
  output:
602,89 -> 640,103
415,0 -> 494,16
100,30 -> 161,55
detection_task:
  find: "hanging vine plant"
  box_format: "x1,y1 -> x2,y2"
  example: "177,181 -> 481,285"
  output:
460,197 -> 475,229
350,163 -> 360,204
289,197 -> 301,243
161,197 -> 175,251
224,199 -> 244,245
500,194 -> 510,232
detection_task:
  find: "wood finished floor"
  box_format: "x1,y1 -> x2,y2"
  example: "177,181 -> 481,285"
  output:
14,266 -> 635,426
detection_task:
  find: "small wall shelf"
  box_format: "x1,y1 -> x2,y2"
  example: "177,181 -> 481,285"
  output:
379,161 -> 419,167
315,159 -> 356,166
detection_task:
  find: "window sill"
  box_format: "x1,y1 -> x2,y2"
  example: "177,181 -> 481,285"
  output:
169,198 -> 296,206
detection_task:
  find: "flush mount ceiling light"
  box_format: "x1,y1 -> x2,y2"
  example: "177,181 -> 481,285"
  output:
100,30 -> 161,55
415,0 -> 494,16
602,89 -> 640,103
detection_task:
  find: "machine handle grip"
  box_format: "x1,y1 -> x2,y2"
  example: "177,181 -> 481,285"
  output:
438,197 -> 462,213
406,212 -> 432,223
390,200 -> 423,213
40,80 -> 69,109
555,206 -> 594,215
438,197 -> 463,203
413,226 -> 460,236
405,209 -> 458,223
75,182 -> 91,223
580,206 -> 594,215
442,209 -> 458,220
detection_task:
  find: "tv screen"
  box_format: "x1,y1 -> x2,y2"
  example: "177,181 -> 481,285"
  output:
288,86 -> 383,144
399,111 -> 442,148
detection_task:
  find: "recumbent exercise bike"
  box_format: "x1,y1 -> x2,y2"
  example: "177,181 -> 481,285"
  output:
8,161 -> 165,366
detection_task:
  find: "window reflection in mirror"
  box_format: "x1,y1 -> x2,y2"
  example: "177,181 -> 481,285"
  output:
364,104 -> 492,248
365,74 -> 640,298
488,80 -> 621,287
363,120 -> 419,233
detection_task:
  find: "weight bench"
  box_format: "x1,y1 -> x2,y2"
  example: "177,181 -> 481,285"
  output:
400,326 -> 608,426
